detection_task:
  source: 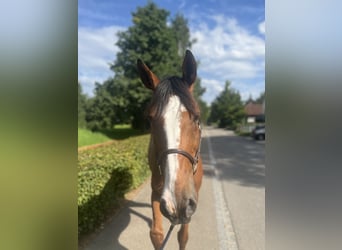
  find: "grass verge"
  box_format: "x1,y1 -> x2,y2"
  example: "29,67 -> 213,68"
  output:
78,128 -> 111,147
78,125 -> 146,147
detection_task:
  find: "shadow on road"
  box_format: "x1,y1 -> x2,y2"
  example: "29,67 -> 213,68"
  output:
126,201 -> 152,228
201,131 -> 265,188
80,199 -> 152,250
108,200 -> 152,250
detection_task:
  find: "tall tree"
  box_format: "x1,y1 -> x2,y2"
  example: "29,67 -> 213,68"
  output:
110,2 -> 180,129
171,13 -> 196,56
208,81 -> 245,129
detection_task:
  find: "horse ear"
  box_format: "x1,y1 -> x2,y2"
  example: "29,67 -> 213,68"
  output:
182,50 -> 197,91
137,59 -> 160,91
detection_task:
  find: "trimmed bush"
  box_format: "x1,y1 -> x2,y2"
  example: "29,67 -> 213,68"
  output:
78,135 -> 150,236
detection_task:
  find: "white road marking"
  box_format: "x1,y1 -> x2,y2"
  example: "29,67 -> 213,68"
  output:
205,129 -> 239,250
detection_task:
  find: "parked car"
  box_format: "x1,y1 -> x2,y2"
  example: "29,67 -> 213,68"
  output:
252,125 -> 265,140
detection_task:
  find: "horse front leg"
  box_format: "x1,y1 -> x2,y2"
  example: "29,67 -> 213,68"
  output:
177,224 -> 189,250
150,190 -> 164,250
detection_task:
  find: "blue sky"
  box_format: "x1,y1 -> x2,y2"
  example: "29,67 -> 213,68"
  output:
78,0 -> 265,104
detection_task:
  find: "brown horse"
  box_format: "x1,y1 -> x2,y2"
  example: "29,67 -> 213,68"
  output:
137,50 -> 203,250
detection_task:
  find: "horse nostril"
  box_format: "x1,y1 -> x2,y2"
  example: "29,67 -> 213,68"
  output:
185,198 -> 197,218
160,198 -> 175,219
160,198 -> 168,215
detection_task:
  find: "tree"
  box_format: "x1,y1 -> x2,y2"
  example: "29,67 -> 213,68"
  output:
78,82 -> 87,128
171,13 -> 196,56
110,2 -> 181,130
245,93 -> 254,104
192,78 -> 209,124
85,2 -> 208,130
85,82 -> 113,131
208,81 -> 245,129
85,79 -> 131,131
255,91 -> 265,104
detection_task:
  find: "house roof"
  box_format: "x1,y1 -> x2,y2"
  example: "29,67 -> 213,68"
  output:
244,102 -> 264,116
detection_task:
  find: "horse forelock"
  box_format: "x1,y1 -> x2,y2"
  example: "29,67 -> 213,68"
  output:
146,76 -> 200,121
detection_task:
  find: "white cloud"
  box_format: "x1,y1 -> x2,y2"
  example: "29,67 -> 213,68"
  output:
258,21 -> 265,34
201,78 -> 224,104
233,80 -> 265,101
78,25 -> 125,96
203,78 -> 224,92
190,15 -> 265,103
78,16 -> 265,103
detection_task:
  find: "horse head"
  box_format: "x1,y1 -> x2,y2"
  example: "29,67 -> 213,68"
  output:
137,50 -> 202,225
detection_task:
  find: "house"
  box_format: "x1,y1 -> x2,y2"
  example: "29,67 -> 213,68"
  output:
244,101 -> 265,123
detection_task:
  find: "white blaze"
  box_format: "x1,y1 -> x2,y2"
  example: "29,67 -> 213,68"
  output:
161,96 -> 186,205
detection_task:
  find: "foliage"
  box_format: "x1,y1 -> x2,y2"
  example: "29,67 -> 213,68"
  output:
78,135 -> 150,236
245,91 -> 265,105
171,13 -> 196,56
208,81 -> 245,129
192,78 -> 209,124
197,98 -> 210,125
78,82 -> 87,128
84,79 -> 132,131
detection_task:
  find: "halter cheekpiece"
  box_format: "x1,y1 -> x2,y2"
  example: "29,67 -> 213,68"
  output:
157,121 -> 201,175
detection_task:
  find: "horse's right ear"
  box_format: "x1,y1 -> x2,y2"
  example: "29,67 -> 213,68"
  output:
137,59 -> 160,91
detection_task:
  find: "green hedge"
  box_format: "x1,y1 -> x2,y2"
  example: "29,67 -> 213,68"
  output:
78,135 -> 150,236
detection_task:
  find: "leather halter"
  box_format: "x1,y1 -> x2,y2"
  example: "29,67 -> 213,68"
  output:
157,123 -> 202,175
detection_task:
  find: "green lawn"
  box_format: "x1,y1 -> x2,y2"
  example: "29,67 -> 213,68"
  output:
78,125 -> 147,147
78,128 -> 112,147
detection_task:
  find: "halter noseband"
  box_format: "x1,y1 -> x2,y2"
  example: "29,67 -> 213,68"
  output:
157,123 -> 202,176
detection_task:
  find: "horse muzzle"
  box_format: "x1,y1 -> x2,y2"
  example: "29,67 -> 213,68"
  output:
160,196 -> 197,225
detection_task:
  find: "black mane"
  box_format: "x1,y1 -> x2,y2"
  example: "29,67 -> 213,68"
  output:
147,76 -> 200,120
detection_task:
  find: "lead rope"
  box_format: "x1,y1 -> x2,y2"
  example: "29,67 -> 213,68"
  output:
160,224 -> 175,250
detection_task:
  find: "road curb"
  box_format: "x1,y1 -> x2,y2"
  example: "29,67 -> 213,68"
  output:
206,129 -> 239,250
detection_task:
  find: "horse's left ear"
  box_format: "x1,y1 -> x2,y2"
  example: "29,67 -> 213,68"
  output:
182,50 -> 197,91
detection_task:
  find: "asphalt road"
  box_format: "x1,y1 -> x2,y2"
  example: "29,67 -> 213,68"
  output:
81,127 -> 265,250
